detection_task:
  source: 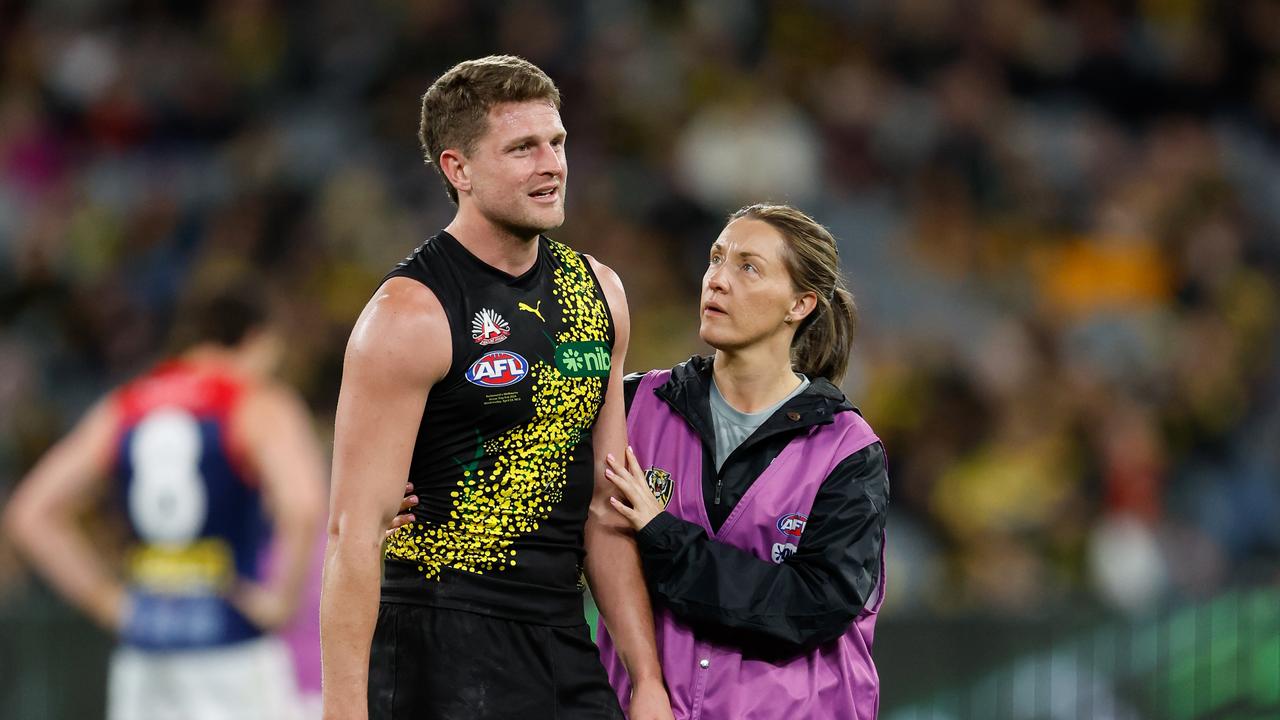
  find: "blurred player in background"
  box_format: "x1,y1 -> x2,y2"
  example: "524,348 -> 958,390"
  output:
4,283 -> 328,720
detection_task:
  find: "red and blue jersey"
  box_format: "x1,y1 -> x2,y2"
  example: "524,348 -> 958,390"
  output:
110,361 -> 268,650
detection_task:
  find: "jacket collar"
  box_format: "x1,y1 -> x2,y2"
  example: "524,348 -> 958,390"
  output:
654,355 -> 855,449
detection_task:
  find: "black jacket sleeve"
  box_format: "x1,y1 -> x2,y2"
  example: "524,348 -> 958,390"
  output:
635,441 -> 889,654
623,371 -> 647,415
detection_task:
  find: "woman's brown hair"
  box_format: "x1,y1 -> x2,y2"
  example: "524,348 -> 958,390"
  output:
729,204 -> 857,383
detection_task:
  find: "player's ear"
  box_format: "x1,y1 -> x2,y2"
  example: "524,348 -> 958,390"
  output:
439,149 -> 471,195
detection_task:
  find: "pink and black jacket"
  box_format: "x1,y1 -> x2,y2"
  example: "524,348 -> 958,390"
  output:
598,356 -> 889,719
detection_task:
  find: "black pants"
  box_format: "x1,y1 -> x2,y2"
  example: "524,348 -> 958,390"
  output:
368,603 -> 624,720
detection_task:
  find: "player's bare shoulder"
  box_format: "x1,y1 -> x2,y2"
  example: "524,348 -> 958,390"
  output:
584,255 -> 629,331
234,378 -> 310,440
346,277 -> 451,387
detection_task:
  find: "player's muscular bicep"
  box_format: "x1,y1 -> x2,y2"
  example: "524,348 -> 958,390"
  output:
329,280 -> 450,535
587,257 -> 631,436
586,258 -> 632,519
586,257 -> 630,355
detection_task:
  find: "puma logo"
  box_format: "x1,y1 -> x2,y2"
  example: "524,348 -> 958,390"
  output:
518,300 -> 545,323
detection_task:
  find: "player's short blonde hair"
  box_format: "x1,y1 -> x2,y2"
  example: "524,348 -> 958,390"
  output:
419,55 -> 561,204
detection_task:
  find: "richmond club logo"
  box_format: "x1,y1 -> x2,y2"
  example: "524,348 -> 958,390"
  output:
471,308 -> 510,346
465,351 -> 528,387
644,467 -> 673,509
776,513 -> 807,537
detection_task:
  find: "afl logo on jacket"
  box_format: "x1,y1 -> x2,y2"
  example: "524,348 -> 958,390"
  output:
776,513 -> 807,537
466,351 -> 529,387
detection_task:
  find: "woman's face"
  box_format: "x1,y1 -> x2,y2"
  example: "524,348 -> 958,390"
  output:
699,218 -> 812,352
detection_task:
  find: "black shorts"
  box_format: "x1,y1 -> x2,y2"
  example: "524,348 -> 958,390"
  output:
368,603 -> 624,720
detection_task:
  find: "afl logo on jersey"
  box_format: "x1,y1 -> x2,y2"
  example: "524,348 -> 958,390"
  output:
466,351 -> 529,387
776,513 -> 807,537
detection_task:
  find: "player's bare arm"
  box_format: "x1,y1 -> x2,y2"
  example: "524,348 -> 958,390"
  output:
582,257 -> 674,720
321,277 -> 451,720
231,382 -> 328,630
3,398 -> 126,630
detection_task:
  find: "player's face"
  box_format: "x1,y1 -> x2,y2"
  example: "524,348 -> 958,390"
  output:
699,218 -> 807,352
465,100 -> 567,238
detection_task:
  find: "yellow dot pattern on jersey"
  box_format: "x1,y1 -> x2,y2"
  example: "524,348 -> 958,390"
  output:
385,241 -> 609,579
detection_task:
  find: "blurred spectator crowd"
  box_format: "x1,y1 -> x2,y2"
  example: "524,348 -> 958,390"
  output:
3,0 -> 1280,618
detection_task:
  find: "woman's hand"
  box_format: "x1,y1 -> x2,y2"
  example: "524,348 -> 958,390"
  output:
605,446 -> 665,531
386,482 -> 418,538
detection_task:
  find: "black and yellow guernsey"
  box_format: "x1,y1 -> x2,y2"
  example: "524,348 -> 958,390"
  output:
379,230 -> 614,626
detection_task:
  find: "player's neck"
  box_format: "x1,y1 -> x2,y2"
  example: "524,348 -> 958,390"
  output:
181,343 -> 264,379
182,345 -> 245,372
710,346 -> 802,414
445,209 -> 541,277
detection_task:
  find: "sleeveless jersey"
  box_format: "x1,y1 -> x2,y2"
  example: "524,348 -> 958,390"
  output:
111,361 -> 268,650
380,231 -> 614,625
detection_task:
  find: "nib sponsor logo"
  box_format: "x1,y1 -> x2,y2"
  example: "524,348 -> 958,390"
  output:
466,351 -> 529,388
555,341 -> 611,378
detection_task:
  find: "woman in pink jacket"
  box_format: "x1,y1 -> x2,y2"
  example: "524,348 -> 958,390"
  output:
597,204 -> 888,720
